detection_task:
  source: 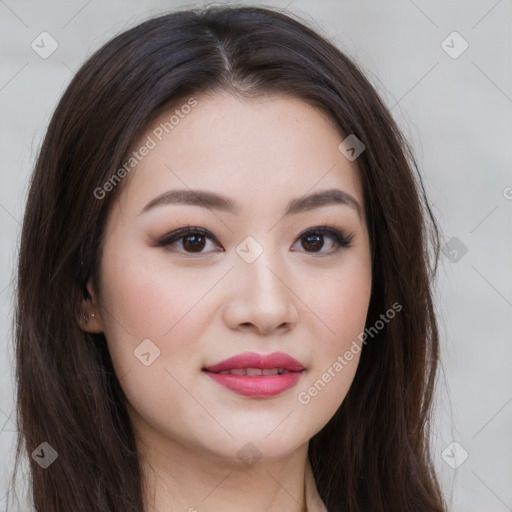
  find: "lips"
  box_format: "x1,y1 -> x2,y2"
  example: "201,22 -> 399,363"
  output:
204,352 -> 305,373
202,352 -> 305,398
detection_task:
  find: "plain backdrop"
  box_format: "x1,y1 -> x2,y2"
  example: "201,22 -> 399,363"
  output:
0,1 -> 511,510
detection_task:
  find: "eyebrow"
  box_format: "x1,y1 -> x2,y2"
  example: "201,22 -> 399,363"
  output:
139,188 -> 362,219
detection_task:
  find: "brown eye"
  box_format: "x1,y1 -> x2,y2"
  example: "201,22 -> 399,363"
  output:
182,233 -> 207,252
156,227 -> 222,254
292,227 -> 354,255
302,233 -> 324,252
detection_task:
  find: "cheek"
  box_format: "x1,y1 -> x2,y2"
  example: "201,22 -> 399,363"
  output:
298,257 -> 371,350
97,249 -> 219,441
97,242 -> 217,383
293,256 -> 371,424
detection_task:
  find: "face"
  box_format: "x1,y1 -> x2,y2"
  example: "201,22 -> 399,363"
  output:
85,91 -> 372,463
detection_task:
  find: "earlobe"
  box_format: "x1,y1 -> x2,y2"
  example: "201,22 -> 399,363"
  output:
78,279 -> 104,333
78,310 -> 104,333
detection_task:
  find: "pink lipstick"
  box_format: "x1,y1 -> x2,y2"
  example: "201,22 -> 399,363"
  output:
203,351 -> 305,398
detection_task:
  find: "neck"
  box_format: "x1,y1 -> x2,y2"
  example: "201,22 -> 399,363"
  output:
139,436 -> 309,512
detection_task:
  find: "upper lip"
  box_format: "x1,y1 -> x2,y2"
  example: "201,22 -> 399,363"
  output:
203,352 -> 305,373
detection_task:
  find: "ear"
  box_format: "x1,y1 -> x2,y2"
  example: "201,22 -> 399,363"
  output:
78,278 -> 105,333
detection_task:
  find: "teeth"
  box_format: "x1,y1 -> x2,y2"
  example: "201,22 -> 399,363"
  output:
246,368 -> 262,376
216,368 -> 291,376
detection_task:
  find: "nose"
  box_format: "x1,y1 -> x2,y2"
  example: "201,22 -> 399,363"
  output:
222,247 -> 299,335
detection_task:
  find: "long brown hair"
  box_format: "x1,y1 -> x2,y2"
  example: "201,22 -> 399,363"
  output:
12,6 -> 445,511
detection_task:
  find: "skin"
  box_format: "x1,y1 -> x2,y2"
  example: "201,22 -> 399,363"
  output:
80,92 -> 372,512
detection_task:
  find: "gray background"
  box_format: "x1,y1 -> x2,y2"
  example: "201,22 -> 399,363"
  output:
1,0 -> 511,510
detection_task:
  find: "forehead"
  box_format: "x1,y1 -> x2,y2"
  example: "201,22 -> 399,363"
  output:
112,91 -> 364,218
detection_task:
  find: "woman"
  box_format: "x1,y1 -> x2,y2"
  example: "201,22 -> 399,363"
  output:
13,5 -> 445,511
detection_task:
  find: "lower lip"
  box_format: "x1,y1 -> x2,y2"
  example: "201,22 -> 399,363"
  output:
204,371 -> 304,398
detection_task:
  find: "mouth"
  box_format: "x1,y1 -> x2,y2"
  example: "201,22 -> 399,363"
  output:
203,351 -> 305,373
213,367 -> 295,376
202,352 -> 305,398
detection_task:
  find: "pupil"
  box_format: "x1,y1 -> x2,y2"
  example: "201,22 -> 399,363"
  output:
184,234 -> 205,252
304,234 -> 323,252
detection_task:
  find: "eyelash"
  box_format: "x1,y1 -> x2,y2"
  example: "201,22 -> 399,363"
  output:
155,225 -> 354,256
